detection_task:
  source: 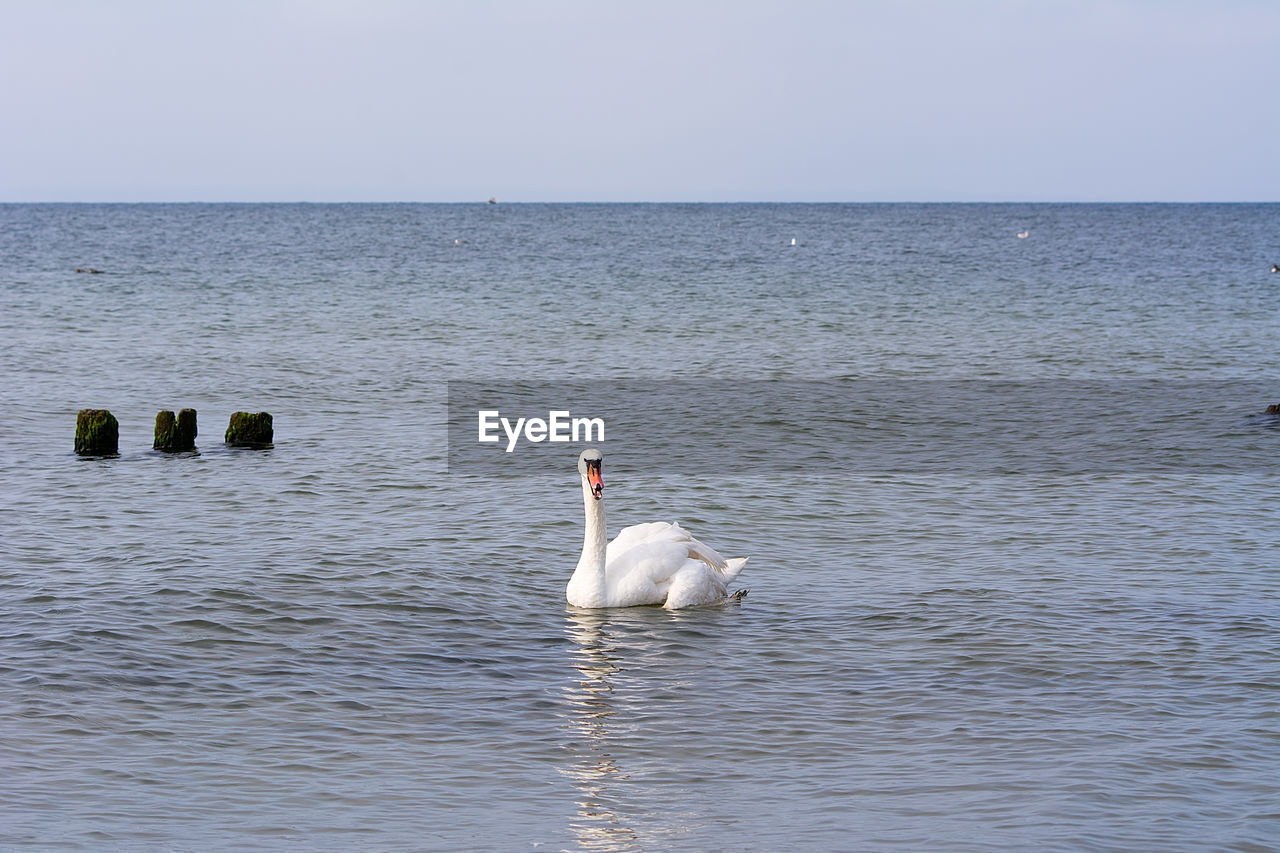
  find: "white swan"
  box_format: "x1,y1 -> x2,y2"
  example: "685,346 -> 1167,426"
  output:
567,449 -> 748,609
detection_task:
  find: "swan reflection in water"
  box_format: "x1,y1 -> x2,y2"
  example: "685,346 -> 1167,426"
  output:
562,609 -> 640,852
562,604 -> 741,851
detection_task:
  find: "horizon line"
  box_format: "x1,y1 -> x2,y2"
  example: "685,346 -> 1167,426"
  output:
2,199 -> 1278,205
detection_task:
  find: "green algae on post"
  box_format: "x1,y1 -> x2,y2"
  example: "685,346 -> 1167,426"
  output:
225,411 -> 273,447
75,409 -> 119,456
154,408 -> 198,452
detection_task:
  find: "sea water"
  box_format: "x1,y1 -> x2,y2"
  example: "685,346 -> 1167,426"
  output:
0,203 -> 1277,851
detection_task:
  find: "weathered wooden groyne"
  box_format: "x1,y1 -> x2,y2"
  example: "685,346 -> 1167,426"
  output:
224,412 -> 273,447
75,409 -> 119,456
154,409 -> 198,452
74,409 -> 274,454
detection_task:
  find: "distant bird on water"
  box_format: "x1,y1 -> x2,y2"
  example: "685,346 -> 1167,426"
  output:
1016,230 -> 1029,239
1271,263 -> 1279,273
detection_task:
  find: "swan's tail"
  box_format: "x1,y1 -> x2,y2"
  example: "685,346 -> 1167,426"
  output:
722,556 -> 748,584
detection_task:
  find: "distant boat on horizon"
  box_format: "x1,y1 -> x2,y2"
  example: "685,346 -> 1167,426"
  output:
487,197 -> 498,205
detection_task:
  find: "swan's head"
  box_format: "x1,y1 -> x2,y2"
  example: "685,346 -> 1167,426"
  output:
578,448 -> 603,501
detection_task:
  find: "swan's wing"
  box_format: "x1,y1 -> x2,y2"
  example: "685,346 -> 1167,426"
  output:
603,539 -> 693,606
608,521 -> 749,584
685,537 -> 733,571
606,521 -> 687,562
656,524 -> 742,577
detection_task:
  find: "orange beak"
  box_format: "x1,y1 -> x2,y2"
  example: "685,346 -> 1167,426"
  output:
586,460 -> 603,500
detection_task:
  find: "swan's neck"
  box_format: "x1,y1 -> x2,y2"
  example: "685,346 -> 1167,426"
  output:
571,480 -> 608,607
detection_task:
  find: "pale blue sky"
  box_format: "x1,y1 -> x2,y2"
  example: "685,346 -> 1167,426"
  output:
1,0 -> 1275,202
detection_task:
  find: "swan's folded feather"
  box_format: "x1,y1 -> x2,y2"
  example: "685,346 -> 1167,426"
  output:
605,521 -> 688,560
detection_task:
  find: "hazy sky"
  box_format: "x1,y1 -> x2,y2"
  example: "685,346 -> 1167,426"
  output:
2,0 -> 1275,202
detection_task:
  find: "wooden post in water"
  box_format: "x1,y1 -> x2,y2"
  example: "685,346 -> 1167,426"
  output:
225,411 -> 273,447
75,409 -> 119,455
154,408 -> 198,452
